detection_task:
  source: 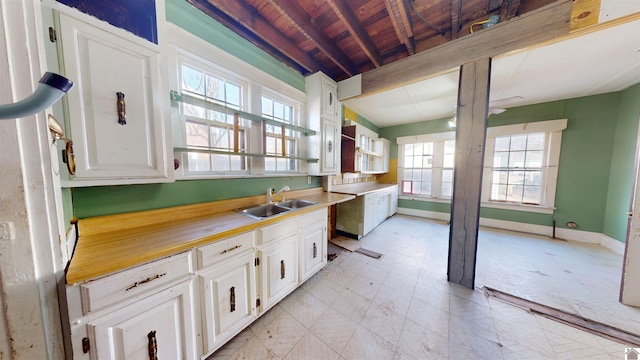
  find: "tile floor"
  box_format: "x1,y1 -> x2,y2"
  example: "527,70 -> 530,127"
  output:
208,214 -> 640,359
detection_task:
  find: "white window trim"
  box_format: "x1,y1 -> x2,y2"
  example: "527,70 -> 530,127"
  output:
397,119 -> 567,214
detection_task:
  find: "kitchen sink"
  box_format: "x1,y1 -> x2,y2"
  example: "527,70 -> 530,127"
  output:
238,204 -> 291,219
237,199 -> 318,219
276,199 -> 317,209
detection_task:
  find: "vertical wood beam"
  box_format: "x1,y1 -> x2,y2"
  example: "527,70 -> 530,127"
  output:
448,58 -> 491,289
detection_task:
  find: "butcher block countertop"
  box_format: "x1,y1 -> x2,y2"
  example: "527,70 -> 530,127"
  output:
330,182 -> 398,196
66,188 -> 354,285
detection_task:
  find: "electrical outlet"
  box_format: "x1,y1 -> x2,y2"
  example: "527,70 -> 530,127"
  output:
307,176 -> 311,184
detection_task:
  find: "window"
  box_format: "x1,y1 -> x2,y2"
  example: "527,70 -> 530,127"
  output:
481,119 -> 567,212
401,142 -> 434,196
490,133 -> 544,204
261,95 -> 298,172
179,63 -> 248,174
441,140 -> 455,197
398,132 -> 454,199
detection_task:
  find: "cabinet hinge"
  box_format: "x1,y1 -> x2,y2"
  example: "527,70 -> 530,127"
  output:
256,298 -> 261,308
254,257 -> 260,266
48,27 -> 56,42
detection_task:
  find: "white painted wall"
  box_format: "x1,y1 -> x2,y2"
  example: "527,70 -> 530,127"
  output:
0,0 -> 66,358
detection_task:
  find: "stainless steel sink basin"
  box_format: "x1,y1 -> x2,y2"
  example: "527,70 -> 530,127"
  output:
238,204 -> 291,219
276,199 -> 318,209
237,199 -> 318,219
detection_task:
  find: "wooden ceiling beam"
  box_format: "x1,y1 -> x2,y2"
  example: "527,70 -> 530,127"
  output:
191,0 -> 322,74
351,0 -> 572,97
384,0 -> 415,55
266,0 -> 358,77
325,0 -> 384,68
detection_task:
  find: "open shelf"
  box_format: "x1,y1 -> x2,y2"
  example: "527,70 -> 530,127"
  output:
170,90 -> 316,136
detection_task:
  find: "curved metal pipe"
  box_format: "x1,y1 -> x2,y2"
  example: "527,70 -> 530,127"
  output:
0,72 -> 73,119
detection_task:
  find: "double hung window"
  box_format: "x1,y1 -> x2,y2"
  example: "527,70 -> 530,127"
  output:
178,63 -> 248,174
262,95 -> 298,172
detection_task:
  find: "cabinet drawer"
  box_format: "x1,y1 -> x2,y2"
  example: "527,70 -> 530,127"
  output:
299,208 -> 328,228
197,231 -> 255,269
80,252 -> 193,314
257,218 -> 298,246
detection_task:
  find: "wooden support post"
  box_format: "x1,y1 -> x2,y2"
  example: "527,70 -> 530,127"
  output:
447,58 -> 491,289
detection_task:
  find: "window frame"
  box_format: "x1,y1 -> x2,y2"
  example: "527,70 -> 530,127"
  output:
260,90 -> 302,173
398,131 -> 455,200
165,28 -> 307,179
481,119 -> 567,213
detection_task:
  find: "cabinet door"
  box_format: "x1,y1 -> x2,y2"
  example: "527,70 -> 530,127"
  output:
57,13 -> 170,185
199,251 -> 256,354
321,117 -> 339,174
88,280 -> 197,360
321,76 -> 338,116
299,222 -> 327,282
389,187 -> 398,216
363,194 -> 376,235
258,234 -> 298,311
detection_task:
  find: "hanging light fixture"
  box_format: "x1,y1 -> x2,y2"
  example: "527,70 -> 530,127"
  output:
0,72 -> 73,119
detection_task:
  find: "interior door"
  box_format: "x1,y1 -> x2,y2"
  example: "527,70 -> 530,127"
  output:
620,120 -> 640,307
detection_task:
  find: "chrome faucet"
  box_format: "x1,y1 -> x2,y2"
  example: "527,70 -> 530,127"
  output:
267,186 -> 290,204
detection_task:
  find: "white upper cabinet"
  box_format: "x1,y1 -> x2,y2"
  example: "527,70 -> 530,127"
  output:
321,76 -> 338,117
55,11 -> 172,186
306,72 -> 341,175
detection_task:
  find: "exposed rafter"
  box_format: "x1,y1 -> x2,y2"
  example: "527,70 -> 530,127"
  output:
325,0 -> 384,68
189,0 -> 322,74
500,0 -> 522,20
451,0 -> 461,39
384,0 -> 415,55
266,0 -> 358,77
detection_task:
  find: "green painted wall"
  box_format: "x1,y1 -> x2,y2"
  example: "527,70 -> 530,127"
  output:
165,0 -> 305,91
604,83 -> 640,242
383,92 -> 625,234
72,176 -> 322,218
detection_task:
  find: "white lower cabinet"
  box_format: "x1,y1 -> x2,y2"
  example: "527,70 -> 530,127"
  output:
299,208 -> 328,282
258,233 -> 299,311
87,280 -> 197,360
198,249 -> 256,355
68,207 -> 330,360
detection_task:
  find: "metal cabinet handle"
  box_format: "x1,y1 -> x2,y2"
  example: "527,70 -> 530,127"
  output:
313,243 -> 317,259
328,140 -> 332,153
147,330 -> 157,360
125,273 -> 166,291
220,244 -> 242,255
117,92 -> 126,125
280,260 -> 285,279
230,286 -> 236,312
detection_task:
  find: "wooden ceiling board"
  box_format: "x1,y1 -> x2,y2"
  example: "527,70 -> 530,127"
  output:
191,0 -> 574,81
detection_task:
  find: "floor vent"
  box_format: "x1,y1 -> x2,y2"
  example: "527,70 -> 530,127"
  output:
483,286 -> 640,347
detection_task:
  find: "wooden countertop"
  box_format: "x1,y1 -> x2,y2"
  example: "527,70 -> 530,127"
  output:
66,188 -> 354,285
330,182 -> 398,196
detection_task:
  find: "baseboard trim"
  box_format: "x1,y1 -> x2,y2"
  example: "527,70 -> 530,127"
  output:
397,207 -> 626,255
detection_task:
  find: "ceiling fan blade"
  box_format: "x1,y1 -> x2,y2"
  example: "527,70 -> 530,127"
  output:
489,96 -> 523,108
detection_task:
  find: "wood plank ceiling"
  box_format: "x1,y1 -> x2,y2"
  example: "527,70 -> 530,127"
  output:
188,0 -> 557,82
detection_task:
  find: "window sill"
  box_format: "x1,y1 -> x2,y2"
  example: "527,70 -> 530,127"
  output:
399,195 -> 555,214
